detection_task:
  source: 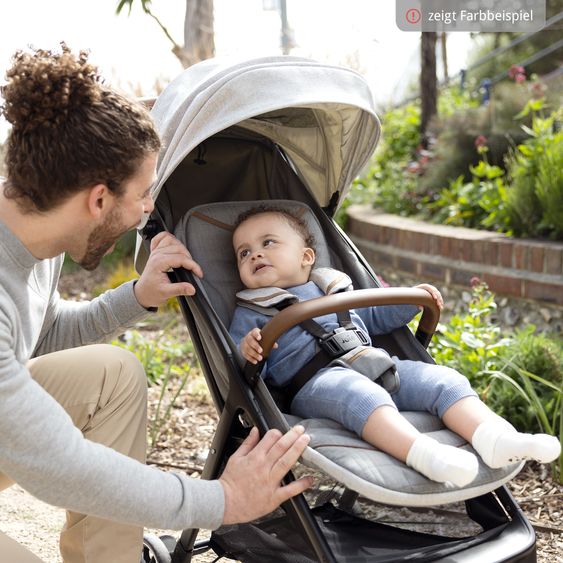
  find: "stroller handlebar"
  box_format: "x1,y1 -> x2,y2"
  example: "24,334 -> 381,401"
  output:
259,287 -> 440,358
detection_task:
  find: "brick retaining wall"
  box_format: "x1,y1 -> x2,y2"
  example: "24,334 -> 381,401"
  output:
347,205 -> 563,306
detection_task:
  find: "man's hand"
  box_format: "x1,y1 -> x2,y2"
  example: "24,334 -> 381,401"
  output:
219,426 -> 313,525
134,232 -> 204,309
415,283 -> 444,311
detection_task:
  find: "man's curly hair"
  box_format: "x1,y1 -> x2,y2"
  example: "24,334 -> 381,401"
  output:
0,43 -> 160,212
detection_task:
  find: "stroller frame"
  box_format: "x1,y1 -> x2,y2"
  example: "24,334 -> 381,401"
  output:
137,56 -> 537,563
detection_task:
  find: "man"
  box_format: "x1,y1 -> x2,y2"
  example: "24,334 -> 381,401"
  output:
0,44 -> 312,562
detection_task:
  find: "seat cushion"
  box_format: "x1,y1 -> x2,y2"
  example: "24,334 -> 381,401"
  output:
286,412 -> 523,506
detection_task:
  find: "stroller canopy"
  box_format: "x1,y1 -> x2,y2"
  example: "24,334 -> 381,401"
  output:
149,56 -> 380,209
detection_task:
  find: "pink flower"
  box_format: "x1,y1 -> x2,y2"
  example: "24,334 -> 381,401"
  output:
508,64 -> 525,80
474,135 -> 488,149
515,73 -> 526,83
470,276 -> 481,288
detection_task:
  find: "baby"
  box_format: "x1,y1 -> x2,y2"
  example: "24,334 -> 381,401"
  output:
228,205 -> 560,486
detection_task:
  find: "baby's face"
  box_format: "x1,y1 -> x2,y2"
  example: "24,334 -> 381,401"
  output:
233,213 -> 315,289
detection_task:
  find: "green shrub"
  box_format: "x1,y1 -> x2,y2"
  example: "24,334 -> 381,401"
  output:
427,281 -> 512,387
418,83 -> 530,197
423,281 -> 562,480
534,128 -> 563,239
112,329 -> 201,446
357,103 -> 423,217
504,107 -> 563,239
378,103 -> 422,162
485,328 -> 562,433
423,156 -> 511,232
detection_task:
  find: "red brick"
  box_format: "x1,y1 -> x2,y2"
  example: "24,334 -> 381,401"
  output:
387,227 -> 398,247
397,229 -> 408,248
450,268 -> 480,287
348,218 -> 365,239
482,273 -> 523,297
471,240 -> 485,263
544,247 -> 562,276
513,243 -> 529,270
379,226 -> 389,245
397,257 -> 418,274
497,240 -> 514,269
447,239 -> 459,260
439,236 -> 451,258
460,240 -> 473,263
420,262 -> 446,281
529,245 -> 545,273
411,233 -> 428,254
524,281 -> 563,305
483,241 -> 500,266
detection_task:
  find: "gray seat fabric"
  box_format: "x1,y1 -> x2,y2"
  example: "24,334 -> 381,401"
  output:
176,200 -> 523,507
175,199 -> 332,327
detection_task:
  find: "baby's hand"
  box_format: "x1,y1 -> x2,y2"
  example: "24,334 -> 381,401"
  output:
241,328 -> 263,364
240,328 -> 278,364
415,283 -> 444,311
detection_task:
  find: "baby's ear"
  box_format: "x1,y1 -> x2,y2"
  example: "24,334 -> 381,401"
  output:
303,247 -> 316,266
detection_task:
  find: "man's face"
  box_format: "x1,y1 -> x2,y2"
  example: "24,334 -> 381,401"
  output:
233,213 -> 315,289
78,153 -> 157,271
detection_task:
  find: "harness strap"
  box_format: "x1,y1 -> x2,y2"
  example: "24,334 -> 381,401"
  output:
284,348 -> 335,403
234,269 -> 400,407
275,301 -> 376,404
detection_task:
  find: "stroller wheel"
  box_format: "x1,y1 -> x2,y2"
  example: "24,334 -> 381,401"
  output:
142,533 -> 173,563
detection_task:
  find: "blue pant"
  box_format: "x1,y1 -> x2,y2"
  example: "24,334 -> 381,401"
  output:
290,358 -> 477,436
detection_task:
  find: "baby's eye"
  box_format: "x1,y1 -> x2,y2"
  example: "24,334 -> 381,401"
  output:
239,249 -> 250,260
263,239 -> 276,247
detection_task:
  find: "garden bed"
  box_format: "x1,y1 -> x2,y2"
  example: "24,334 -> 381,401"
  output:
348,204 -> 563,306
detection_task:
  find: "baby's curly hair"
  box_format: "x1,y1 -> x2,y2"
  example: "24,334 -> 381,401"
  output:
0,43 -> 160,212
233,204 -> 316,252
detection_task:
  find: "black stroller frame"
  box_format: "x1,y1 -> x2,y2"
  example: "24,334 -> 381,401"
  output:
137,56 -> 537,563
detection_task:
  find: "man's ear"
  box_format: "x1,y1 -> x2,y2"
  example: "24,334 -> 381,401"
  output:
86,184 -> 111,219
302,247 -> 316,266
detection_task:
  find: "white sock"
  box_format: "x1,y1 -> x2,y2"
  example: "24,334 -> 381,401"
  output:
472,418 -> 561,469
406,435 -> 479,487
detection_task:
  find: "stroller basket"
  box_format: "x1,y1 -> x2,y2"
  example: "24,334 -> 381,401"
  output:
210,502 -> 517,563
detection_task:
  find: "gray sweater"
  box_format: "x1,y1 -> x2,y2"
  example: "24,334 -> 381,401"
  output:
0,219 -> 224,530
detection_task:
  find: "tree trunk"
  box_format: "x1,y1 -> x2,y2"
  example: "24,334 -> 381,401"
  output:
174,0 -> 215,68
420,32 -> 437,146
440,32 -> 448,82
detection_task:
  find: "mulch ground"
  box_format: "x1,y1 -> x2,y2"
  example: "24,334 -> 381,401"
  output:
57,267 -> 563,561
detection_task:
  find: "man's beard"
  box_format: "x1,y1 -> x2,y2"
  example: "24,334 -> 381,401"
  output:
79,207 -> 129,271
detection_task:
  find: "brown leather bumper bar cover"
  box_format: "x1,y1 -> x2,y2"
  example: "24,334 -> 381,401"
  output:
258,287 -> 440,358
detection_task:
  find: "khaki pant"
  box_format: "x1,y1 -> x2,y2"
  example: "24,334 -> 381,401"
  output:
0,344 -> 148,563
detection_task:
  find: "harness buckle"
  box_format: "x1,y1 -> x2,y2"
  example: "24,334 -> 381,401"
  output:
319,327 -> 370,357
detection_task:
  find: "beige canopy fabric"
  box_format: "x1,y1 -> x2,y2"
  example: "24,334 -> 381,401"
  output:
148,55 -> 381,210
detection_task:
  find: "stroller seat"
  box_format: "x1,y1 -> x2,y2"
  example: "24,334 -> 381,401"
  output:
174,199 -> 523,507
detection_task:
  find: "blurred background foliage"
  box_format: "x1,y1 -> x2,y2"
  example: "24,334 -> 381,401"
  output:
345,75 -> 562,240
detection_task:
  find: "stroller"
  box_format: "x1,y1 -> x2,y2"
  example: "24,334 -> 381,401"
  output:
136,56 -> 536,563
